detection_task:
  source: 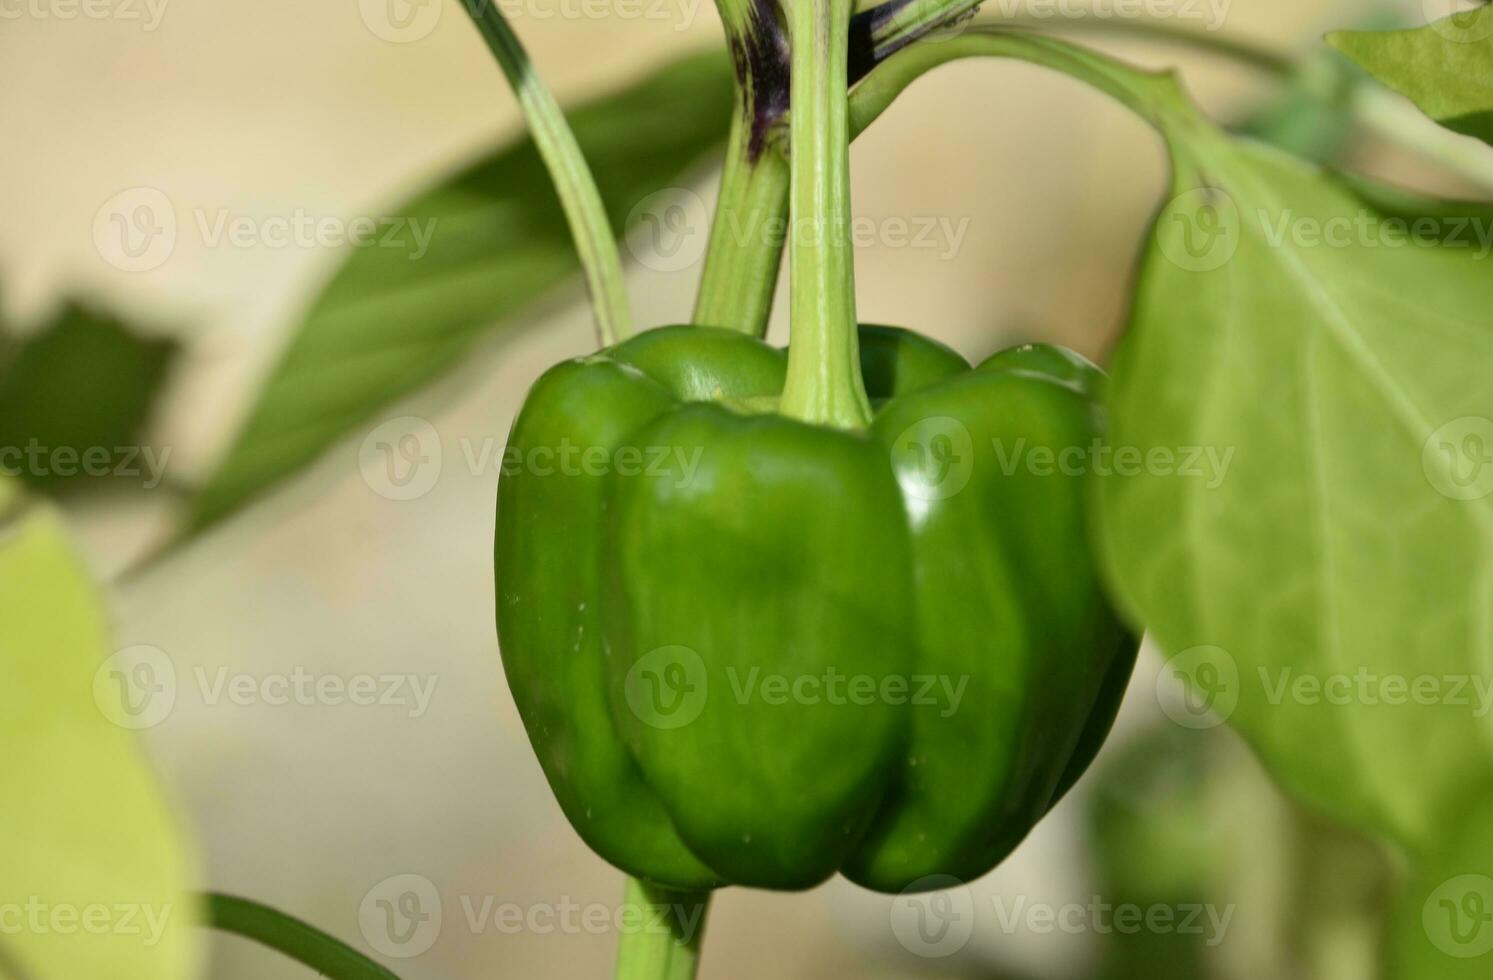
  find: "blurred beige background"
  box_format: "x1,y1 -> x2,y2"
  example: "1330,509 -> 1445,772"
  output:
0,0 -> 1472,975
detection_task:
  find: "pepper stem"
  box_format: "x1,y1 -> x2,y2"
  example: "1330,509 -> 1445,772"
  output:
693,0 -> 792,336
777,0 -> 871,429
464,0 -> 633,346
613,877 -> 710,980
693,110 -> 791,337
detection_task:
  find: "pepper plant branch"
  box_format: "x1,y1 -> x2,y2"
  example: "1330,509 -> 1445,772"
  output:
779,0 -> 873,428
692,121 -> 789,335
864,12 -> 1493,192
199,893 -> 403,980
693,0 -> 792,335
463,0 -> 633,345
613,878 -> 710,980
1042,15 -> 1493,188
847,27 -> 1196,139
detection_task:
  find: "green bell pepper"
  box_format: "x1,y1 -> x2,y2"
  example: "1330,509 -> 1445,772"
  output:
495,324 -> 1136,892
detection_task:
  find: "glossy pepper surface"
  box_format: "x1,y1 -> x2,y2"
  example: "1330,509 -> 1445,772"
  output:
495,324 -> 1136,892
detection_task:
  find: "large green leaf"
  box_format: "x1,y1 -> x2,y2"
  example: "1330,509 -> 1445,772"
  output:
1099,101 -> 1493,851
0,303 -> 178,495
1330,7 -> 1493,148
187,52 -> 733,533
0,481 -> 201,978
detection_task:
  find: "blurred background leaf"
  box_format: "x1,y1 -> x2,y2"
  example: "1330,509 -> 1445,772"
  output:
1388,781 -> 1493,980
1232,36 -> 1380,165
0,480 -> 201,979
183,52 -> 734,539
1330,6 -> 1493,149
0,302 -> 177,495
1087,725 -> 1394,980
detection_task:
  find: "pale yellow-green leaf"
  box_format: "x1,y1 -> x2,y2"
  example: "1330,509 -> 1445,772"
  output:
0,485 -> 202,979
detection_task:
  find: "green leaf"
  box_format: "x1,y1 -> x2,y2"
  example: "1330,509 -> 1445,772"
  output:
1098,111 -> 1493,851
1330,7 -> 1493,147
0,482 -> 202,978
1389,781 -> 1493,979
1091,726 -> 1395,980
1088,727 -> 1233,980
0,303 -> 177,494
186,52 -> 734,534
1233,47 -> 1364,165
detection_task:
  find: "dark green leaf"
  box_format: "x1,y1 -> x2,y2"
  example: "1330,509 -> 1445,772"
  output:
187,52 -> 734,534
1330,7 -> 1493,147
0,304 -> 177,494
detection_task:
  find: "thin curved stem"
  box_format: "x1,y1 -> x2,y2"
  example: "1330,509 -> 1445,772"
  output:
613,877 -> 710,980
464,0 -> 633,345
1008,13 -> 1292,74
889,15 -> 1493,192
200,892 -> 403,980
1014,15 -> 1493,189
849,27 -> 1198,141
779,0 -> 872,428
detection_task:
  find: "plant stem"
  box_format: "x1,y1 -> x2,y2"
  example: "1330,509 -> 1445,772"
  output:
200,893 -> 402,980
996,16 -> 1493,192
613,877 -> 710,980
1012,13 -> 1291,74
778,0 -> 872,429
464,0 -> 632,346
693,111 -> 791,336
693,0 -> 792,336
848,27 -> 1194,139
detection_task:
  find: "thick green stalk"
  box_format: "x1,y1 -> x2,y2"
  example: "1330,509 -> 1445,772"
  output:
778,0 -> 871,428
692,0 -> 792,336
613,877 -> 710,980
693,111 -> 791,336
464,0 -> 632,345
